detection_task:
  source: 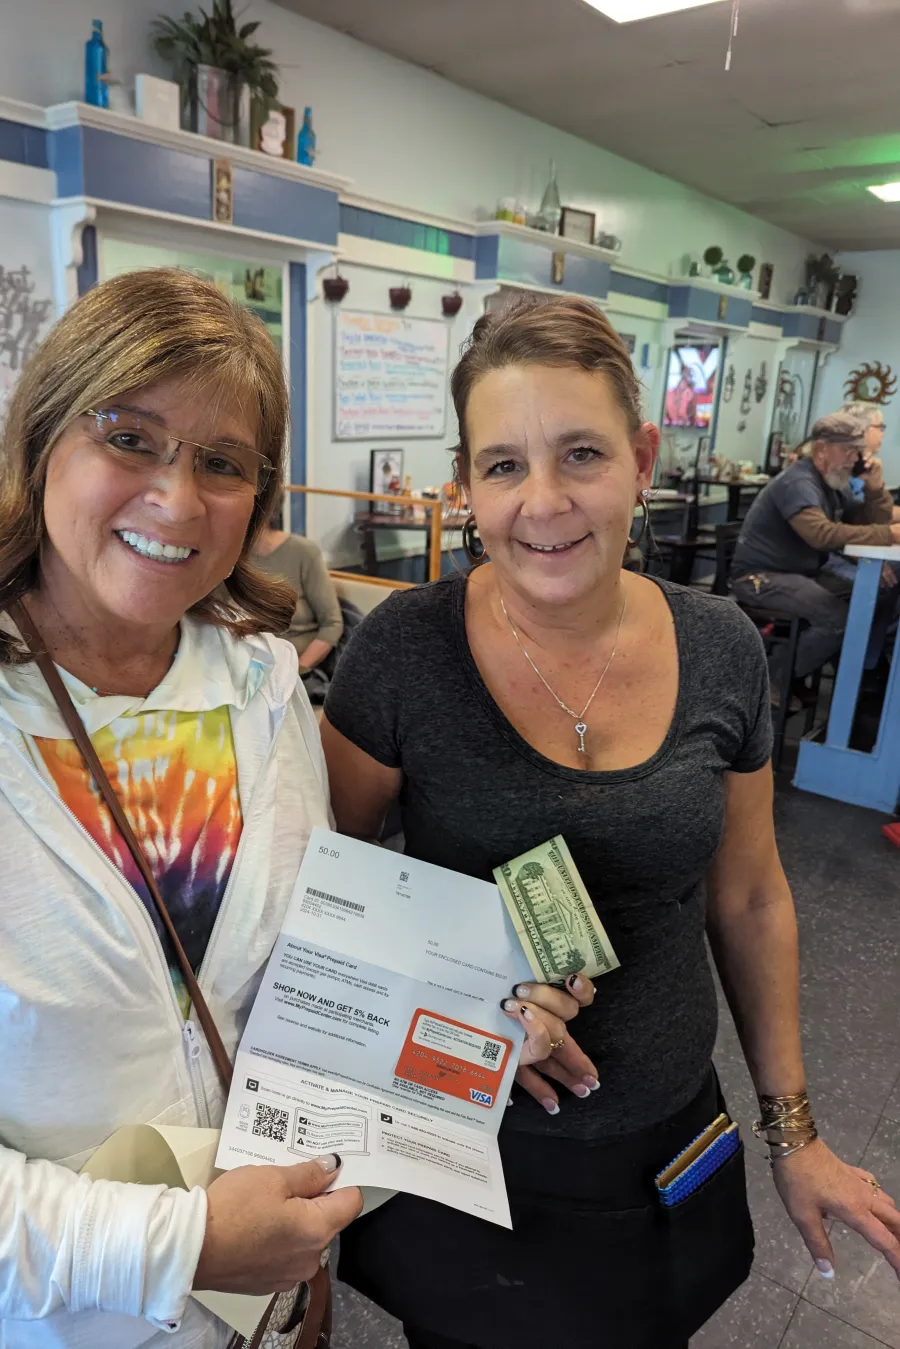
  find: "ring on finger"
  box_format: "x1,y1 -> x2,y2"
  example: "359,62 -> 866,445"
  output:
549,1037 -> 566,1050
869,1176 -> 882,1193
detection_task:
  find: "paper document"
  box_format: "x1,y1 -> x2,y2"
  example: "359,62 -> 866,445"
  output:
216,829 -> 532,1227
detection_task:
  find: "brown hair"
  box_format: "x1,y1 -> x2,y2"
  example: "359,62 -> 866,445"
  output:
451,294 -> 644,471
0,267 -> 296,664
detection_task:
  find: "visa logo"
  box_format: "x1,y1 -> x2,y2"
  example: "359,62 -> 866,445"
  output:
470,1089 -> 493,1106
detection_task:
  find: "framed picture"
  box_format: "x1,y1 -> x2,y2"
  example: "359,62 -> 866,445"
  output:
618,332 -> 637,355
559,207 -> 596,245
370,448 -> 404,513
758,262 -> 774,300
211,159 -> 233,225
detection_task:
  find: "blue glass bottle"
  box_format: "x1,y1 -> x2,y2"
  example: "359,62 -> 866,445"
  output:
85,19 -> 109,108
297,107 -> 317,166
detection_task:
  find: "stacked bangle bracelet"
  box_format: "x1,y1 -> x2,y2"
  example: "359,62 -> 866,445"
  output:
752,1091 -> 818,1163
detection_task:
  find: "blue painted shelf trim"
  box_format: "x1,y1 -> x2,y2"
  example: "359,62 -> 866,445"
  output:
339,203 -> 473,259
47,123 -> 340,246
0,117 -> 48,168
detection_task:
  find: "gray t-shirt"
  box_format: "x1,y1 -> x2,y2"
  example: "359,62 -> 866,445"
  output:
732,457 -> 854,578
325,574 -> 771,1140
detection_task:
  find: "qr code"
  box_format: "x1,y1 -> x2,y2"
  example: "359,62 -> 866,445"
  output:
481,1040 -> 502,1064
399,871 -> 409,883
252,1103 -> 289,1142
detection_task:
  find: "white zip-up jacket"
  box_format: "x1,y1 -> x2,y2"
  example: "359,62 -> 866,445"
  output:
0,619 -> 331,1349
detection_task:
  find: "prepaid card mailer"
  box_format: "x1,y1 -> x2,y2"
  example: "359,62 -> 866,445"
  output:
216,828 -> 533,1227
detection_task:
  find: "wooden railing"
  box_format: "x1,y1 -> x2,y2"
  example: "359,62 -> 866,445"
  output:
287,484 -> 450,582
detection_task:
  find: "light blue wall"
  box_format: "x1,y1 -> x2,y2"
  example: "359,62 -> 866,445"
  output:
811,251 -> 900,487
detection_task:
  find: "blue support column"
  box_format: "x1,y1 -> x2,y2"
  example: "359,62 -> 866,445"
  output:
826,557 -> 880,748
288,261 -> 307,535
794,556 -> 900,813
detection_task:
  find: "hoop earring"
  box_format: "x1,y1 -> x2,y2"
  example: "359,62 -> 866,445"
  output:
462,514 -> 486,566
629,489 -> 651,547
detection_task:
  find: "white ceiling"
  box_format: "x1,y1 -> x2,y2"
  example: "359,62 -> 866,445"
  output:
272,0 -> 900,251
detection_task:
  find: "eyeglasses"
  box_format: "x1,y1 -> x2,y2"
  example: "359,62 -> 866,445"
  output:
83,408 -> 273,495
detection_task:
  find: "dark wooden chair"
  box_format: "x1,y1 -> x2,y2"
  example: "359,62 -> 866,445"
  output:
693,523 -> 824,771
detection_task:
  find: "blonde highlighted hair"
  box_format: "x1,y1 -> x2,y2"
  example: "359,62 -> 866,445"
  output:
0,267 -> 296,664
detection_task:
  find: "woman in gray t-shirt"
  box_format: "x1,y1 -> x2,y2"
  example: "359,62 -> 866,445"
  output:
322,297 -> 899,1349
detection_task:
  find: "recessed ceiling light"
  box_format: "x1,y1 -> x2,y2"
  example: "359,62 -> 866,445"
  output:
868,182 -> 900,203
583,0 -> 726,21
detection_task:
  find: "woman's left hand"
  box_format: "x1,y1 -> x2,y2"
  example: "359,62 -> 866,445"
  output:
503,975 -> 599,1115
773,1137 -> 900,1279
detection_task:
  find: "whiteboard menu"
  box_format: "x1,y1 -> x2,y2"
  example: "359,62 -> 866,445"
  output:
334,310 -> 450,440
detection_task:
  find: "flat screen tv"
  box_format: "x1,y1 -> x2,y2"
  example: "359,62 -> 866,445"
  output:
663,344 -> 720,429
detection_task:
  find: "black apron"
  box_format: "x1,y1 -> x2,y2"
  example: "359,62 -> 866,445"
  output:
339,1068 -> 753,1349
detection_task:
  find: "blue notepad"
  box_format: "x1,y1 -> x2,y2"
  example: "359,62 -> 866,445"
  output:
655,1113 -> 741,1208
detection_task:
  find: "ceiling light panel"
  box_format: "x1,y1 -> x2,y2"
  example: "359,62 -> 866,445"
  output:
583,0 -> 726,20
868,182 -> 900,202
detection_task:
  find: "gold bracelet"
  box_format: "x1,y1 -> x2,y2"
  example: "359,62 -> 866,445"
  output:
753,1091 -> 818,1165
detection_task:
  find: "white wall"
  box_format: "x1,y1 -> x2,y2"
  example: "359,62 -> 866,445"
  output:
308,263 -> 485,567
812,250 -> 900,487
0,0 -> 813,293
0,198 -> 54,419
714,332 -> 779,469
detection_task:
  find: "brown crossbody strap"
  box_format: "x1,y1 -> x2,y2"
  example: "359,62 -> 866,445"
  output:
9,600 -> 234,1091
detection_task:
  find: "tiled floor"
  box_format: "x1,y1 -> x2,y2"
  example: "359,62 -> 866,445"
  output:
331,784 -> 900,1348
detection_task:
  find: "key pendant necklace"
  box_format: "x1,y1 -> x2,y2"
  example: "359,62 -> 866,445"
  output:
500,591 -> 627,755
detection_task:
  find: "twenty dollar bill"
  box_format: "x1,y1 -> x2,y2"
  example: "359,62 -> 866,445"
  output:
493,836 -> 619,984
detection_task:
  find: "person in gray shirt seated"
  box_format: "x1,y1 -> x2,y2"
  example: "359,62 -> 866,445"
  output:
731,412 -> 900,686
252,502 -> 344,687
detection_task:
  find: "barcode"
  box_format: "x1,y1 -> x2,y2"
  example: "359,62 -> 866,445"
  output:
305,887 -> 365,914
481,1041 -> 502,1064
252,1103 -> 289,1142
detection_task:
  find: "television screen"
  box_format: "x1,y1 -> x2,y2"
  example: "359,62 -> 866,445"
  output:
663,345 -> 720,429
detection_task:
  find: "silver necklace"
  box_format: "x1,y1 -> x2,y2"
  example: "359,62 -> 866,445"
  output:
499,591 -> 627,755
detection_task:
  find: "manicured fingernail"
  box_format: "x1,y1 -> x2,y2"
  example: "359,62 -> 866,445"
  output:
567,975 -> 584,992
315,1154 -> 341,1173
572,1084 -> 591,1098
502,998 -> 520,1013
542,1099 -> 560,1115
521,1006 -> 535,1021
815,1260 -> 834,1279
583,1076 -> 600,1091
515,984 -> 531,999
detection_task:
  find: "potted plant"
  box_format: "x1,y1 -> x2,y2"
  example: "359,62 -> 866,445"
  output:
441,291 -> 463,317
151,0 -> 279,144
703,246 -> 734,286
389,283 -> 412,311
804,253 -> 840,309
323,270 -> 349,303
737,253 -> 756,290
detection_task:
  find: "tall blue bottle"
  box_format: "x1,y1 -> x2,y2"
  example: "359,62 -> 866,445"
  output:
297,107 -> 317,166
84,20 -> 109,109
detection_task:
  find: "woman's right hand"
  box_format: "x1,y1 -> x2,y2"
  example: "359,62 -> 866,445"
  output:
194,1155 -> 363,1294
503,974 -> 600,1115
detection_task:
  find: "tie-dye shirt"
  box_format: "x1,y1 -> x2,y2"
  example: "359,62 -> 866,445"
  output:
20,625 -> 253,1014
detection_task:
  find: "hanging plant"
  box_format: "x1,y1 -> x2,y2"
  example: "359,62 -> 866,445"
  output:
441,291 -> 463,317
323,270 -> 349,302
389,283 -> 412,311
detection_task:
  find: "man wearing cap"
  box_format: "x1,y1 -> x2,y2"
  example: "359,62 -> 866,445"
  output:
731,412 -> 900,685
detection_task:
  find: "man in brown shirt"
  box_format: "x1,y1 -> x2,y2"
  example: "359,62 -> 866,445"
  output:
731,413 -> 900,680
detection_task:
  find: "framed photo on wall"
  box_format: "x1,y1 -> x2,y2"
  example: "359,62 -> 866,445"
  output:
559,207 -> 596,245
370,448 -> 404,513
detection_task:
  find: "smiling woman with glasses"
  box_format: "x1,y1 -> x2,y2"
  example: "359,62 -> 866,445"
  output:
0,268 -> 364,1349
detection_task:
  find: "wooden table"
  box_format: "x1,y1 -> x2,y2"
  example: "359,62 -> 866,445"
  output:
794,544 -> 900,812
693,476 -> 767,522
356,510 -> 468,581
